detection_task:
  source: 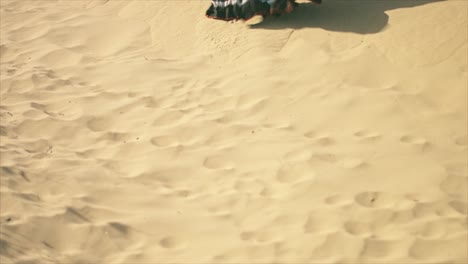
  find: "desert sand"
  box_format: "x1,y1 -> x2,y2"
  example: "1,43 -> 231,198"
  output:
0,0 -> 467,263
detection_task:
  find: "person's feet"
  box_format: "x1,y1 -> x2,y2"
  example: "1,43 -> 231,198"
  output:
286,0 -> 294,13
269,0 -> 296,16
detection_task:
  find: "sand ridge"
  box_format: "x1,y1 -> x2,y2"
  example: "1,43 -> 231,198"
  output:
0,0 -> 467,263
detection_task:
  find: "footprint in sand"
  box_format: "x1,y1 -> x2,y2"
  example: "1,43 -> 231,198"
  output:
324,194 -> 352,206
304,131 -> 335,146
108,222 -> 130,235
353,130 -> 381,142
239,231 -> 255,241
203,155 -> 234,170
140,96 -> 159,108
340,158 -> 368,169
303,215 -> 334,234
416,220 -> 448,239
354,191 -> 396,208
100,131 -> 129,142
343,221 -> 372,236
159,236 -> 183,249
176,189 -> 191,198
150,135 -> 178,147
448,200 -> 468,215
400,135 -> 431,150
87,117 -> 113,132
412,201 -> 458,218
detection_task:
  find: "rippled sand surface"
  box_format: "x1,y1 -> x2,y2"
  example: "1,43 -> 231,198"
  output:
1,0 -> 467,263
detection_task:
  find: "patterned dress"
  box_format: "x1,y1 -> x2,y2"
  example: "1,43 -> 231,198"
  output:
206,0 -> 321,21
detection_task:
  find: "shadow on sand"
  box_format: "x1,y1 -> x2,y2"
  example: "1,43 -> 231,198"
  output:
250,0 -> 444,34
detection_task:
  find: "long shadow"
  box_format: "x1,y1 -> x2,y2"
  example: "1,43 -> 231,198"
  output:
250,0 -> 444,34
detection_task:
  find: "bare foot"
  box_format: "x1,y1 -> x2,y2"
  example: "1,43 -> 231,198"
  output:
286,0 -> 294,13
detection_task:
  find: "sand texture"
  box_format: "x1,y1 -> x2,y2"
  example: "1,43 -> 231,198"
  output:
0,0 -> 467,263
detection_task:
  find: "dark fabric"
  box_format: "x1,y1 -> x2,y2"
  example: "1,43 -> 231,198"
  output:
206,0 -> 297,21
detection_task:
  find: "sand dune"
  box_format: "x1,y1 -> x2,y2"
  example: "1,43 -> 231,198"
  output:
0,0 -> 467,263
